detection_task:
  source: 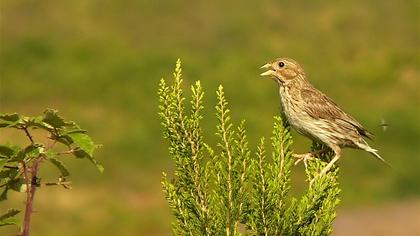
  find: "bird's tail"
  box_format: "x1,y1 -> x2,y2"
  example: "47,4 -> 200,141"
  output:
368,148 -> 392,168
358,142 -> 392,168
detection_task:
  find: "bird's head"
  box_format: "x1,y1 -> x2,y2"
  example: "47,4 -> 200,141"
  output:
260,58 -> 305,85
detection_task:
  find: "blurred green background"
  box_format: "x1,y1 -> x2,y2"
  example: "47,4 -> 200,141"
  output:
0,0 -> 419,235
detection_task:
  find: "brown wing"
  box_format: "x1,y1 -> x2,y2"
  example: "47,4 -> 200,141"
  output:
300,86 -> 374,139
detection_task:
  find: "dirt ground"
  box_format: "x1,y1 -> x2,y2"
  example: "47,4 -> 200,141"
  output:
334,199 -> 420,236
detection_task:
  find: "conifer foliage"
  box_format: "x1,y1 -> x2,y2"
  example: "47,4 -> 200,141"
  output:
158,59 -> 340,236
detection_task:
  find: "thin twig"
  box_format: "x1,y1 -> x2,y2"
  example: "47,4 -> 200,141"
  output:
3,165 -> 19,169
22,127 -> 34,145
46,137 -> 57,149
56,149 -> 75,156
43,181 -> 72,186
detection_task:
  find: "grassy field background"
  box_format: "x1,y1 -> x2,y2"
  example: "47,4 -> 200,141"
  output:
1,0 -> 419,235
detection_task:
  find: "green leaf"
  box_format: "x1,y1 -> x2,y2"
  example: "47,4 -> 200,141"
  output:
0,145 -> 20,159
0,170 -> 18,201
72,148 -> 103,173
0,168 -> 19,181
0,165 -> 18,176
26,116 -> 54,131
0,209 -> 20,221
0,217 -> 20,227
0,177 -> 10,187
73,148 -> 89,158
63,127 -> 86,134
0,209 -> 20,227
48,157 -> 70,177
0,113 -> 22,128
42,109 -> 66,128
0,159 -> 7,170
54,135 -> 74,146
87,156 -> 104,173
25,145 -> 44,158
0,188 -> 8,201
68,133 -> 95,156
8,178 -> 27,192
14,144 -> 44,161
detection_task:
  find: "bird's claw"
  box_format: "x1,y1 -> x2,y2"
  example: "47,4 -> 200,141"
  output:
293,153 -> 314,169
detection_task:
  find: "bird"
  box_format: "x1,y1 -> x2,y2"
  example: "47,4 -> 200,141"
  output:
260,58 -> 390,183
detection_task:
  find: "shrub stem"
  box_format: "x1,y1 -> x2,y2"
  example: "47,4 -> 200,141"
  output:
21,158 -> 41,236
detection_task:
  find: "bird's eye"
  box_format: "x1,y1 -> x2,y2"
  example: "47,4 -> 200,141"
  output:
278,62 -> 285,68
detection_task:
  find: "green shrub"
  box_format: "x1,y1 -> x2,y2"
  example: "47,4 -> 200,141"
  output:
0,110 -> 102,235
159,60 -> 340,236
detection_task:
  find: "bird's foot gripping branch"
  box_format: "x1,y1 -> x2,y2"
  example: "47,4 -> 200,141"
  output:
158,59 -> 341,236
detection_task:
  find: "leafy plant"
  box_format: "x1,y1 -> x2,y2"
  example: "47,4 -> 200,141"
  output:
0,109 -> 103,236
159,59 -> 340,235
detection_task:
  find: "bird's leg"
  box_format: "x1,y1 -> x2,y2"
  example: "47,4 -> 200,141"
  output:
319,154 -> 340,176
293,148 -> 329,168
309,148 -> 341,186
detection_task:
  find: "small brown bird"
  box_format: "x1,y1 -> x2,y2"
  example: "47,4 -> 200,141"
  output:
260,58 -> 389,181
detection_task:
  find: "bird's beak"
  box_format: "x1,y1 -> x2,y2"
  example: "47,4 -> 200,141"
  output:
260,63 -> 275,77
260,63 -> 271,69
